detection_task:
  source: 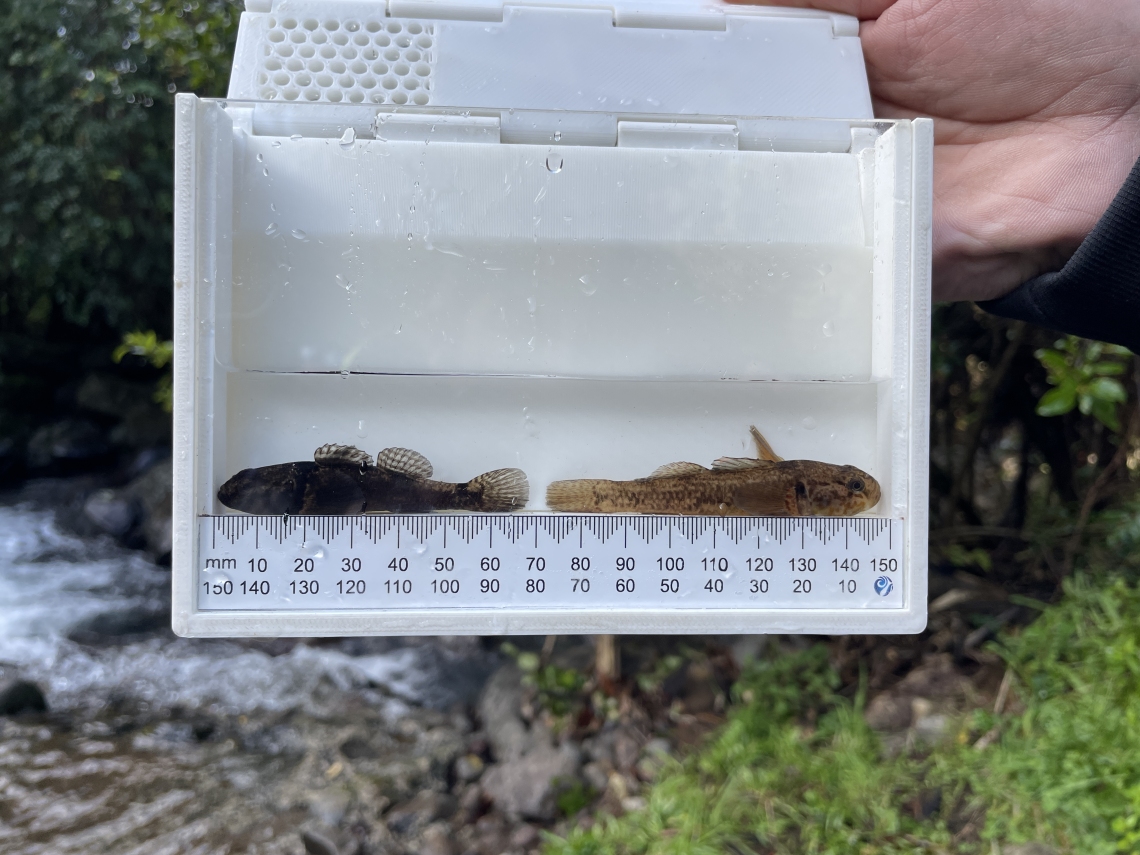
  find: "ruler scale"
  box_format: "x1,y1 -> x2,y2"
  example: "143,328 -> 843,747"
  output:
198,515 -> 903,612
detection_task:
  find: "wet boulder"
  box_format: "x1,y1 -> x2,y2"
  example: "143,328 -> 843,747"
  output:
26,419 -> 110,471
0,679 -> 48,715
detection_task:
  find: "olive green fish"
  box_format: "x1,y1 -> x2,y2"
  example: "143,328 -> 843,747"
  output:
218,444 -> 529,515
546,426 -> 880,517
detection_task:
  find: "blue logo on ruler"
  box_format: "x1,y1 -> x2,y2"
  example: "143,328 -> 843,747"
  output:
873,576 -> 894,597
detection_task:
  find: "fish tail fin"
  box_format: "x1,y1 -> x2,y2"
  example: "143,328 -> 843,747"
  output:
468,468 -> 530,511
546,479 -> 607,512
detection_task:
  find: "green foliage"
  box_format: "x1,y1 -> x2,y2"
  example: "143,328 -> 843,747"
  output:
0,0 -> 239,336
501,643 -> 588,717
966,574 -> 1140,851
1036,336 -> 1131,430
546,575 -> 1140,855
546,647 -> 936,855
635,653 -> 685,694
557,781 -> 598,818
941,543 -> 993,573
113,329 -> 172,411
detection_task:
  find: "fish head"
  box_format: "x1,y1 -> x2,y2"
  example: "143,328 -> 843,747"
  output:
217,463 -> 309,514
804,464 -> 881,516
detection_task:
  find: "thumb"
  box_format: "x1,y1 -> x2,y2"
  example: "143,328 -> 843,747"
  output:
721,0 -> 896,19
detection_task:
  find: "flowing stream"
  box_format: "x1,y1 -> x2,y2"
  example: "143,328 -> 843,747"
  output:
0,502 -> 494,854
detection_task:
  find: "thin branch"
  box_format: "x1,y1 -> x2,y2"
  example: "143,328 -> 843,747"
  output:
1061,357 -> 1140,576
951,322 -> 1028,517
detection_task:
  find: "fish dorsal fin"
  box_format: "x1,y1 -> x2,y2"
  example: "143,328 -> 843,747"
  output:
711,456 -> 775,472
314,444 -> 374,468
375,447 -> 433,479
750,426 -> 784,462
648,461 -> 707,479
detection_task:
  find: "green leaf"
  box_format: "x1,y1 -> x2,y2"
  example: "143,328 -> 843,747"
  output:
1090,362 -> 1127,376
1090,377 -> 1128,403
1091,398 -> 1122,431
1036,349 -> 1071,373
1037,385 -> 1078,417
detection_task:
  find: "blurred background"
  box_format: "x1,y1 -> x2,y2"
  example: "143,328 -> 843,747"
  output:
3,1 -> 1140,853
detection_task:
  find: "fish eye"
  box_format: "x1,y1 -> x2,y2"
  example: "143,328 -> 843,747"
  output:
848,478 -> 865,493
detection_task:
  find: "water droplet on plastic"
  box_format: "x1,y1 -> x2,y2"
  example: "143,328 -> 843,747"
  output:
290,133 -> 302,141
262,167 -> 269,177
766,269 -> 774,277
357,420 -> 367,438
340,370 -> 350,379
339,127 -> 356,147
545,155 -> 563,173
336,274 -> 352,291
291,229 -> 308,241
802,417 -> 818,430
817,262 -> 833,276
265,222 -> 279,236
822,320 -> 834,337
578,275 -> 596,296
553,131 -> 562,141
272,140 -> 282,148
407,233 -> 414,241
256,153 -> 264,163
526,296 -> 537,315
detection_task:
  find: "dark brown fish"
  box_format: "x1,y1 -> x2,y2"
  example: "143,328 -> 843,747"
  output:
546,426 -> 880,516
218,444 -> 529,514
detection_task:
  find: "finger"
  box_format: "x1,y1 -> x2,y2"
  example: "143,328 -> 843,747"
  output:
722,0 -> 897,20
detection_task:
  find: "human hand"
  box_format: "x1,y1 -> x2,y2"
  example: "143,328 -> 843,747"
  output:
730,0 -> 1140,302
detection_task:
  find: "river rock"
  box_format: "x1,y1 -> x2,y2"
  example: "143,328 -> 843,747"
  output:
124,458 -> 173,562
77,373 -> 151,417
83,489 -> 139,536
480,743 -> 581,821
454,753 -> 485,782
67,605 -> 170,645
300,829 -> 340,855
0,679 -> 48,715
477,665 -> 535,761
415,822 -> 460,855
386,790 -> 458,836
26,419 -> 110,470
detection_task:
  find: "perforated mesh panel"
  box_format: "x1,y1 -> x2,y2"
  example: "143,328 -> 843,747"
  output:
258,16 -> 433,105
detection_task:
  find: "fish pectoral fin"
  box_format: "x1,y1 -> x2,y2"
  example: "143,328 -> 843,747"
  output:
469,468 -> 530,511
314,444 -> 374,469
711,456 -> 775,471
375,447 -> 433,480
749,426 -> 784,462
647,461 -> 708,479
731,484 -> 793,516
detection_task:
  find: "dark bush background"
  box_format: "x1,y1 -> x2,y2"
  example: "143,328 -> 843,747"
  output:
0,0 -> 239,448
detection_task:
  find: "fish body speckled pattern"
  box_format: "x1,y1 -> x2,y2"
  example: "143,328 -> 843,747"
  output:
546,426 -> 880,517
218,444 -> 528,515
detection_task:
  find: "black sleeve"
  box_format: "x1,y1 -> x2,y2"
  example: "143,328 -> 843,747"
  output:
979,155 -> 1140,351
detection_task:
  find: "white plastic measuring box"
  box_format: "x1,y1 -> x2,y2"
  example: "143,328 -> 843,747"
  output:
173,0 -> 932,636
